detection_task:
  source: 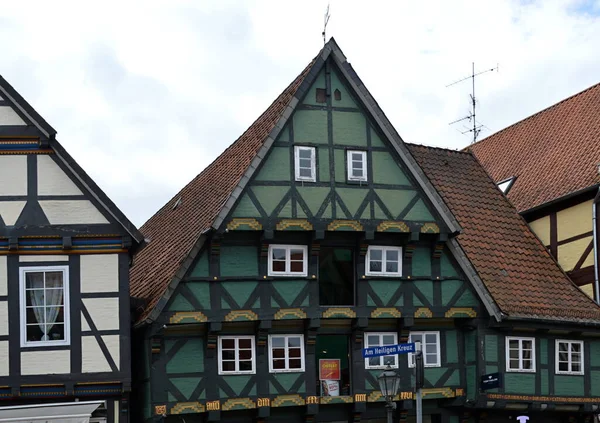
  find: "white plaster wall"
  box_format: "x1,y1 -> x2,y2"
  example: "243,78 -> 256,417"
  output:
39,200 -> 109,225
19,255 -> 69,262
0,201 -> 26,225
82,298 -> 119,331
80,254 -> 119,293
37,155 -> 83,196
0,341 -> 8,377
0,156 -> 27,195
0,106 -> 26,125
0,257 -> 6,296
82,335 -> 120,372
21,350 -> 70,375
0,302 -> 7,336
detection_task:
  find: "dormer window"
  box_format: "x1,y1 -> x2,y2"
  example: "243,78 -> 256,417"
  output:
294,146 -> 316,182
497,176 -> 516,194
347,150 -> 367,182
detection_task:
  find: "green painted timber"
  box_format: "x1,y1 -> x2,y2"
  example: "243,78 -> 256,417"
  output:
541,371 -> 549,395
590,341 -> 600,366
371,127 -> 385,148
375,189 -> 417,219
368,280 -> 404,306
485,335 -> 498,362
220,375 -> 256,397
504,373 -> 535,394
445,369 -> 460,386
171,376 -> 204,400
189,251 -> 209,277
412,246 -> 431,277
466,365 -> 476,399
221,281 -> 258,308
143,382 -> 151,419
441,280 -> 462,306
373,202 -> 387,220
404,199 -> 435,221
297,186 -> 330,215
334,149 -> 345,182
413,281 -> 433,306
293,110 -> 328,143
167,282 -> 209,311
319,148 -> 330,182
554,375 -> 584,396
337,188 -> 368,217
485,365 -> 499,393
446,331 -> 458,363
330,68 -> 358,108
449,416 -> 459,423
166,338 -> 204,373
270,373 -> 306,393
302,69 -> 327,106
276,124 -> 290,142
440,251 -> 459,277
220,246 -> 258,276
332,111 -> 366,146
372,152 -> 411,185
424,367 -> 447,385
167,293 -> 194,312
255,147 -> 291,181
455,289 -> 479,307
251,186 -> 289,216
231,193 -> 261,218
591,370 -> 600,396
540,338 -> 548,365
271,281 -> 309,307
465,332 -> 476,362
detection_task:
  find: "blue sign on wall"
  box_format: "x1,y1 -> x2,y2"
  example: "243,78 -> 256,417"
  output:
362,342 -> 415,358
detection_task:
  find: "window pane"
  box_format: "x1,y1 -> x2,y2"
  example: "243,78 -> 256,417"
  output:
522,349 -> 531,360
571,343 -> 581,353
289,359 -> 302,369
272,261 -> 286,272
352,153 -> 362,161
368,357 -> 380,367
299,168 -> 312,178
367,335 -> 379,346
572,363 -> 581,372
425,334 -> 437,343
272,348 -> 285,359
383,355 -> 395,366
272,248 -> 286,260
509,359 -> 519,369
239,350 -> 252,361
46,307 -> 64,323
222,350 -> 235,360
522,359 -> 532,369
385,261 -> 398,273
221,339 -> 235,349
25,273 -> 44,289
239,361 -> 253,371
45,272 -> 64,288
558,342 -> 568,353
369,249 -> 382,261
508,340 -> 519,350
558,352 -> 568,363
47,323 -> 64,341
288,337 -> 301,348
411,334 -> 423,344
290,250 -> 304,261
289,348 -> 301,358
425,353 -> 437,365
353,169 -> 363,177
290,261 -> 304,273
26,324 -> 43,342
238,338 -> 252,349
44,289 -> 64,306
369,261 -> 382,272
273,359 -> 285,369
509,349 -> 519,360
299,149 -> 312,159
522,340 -> 532,350
426,344 -> 437,354
386,250 -> 398,262
382,335 -> 395,345
559,361 -> 569,372
271,337 -> 285,348
222,361 -> 235,372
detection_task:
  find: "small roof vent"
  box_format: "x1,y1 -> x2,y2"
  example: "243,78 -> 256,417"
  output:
173,197 -> 182,210
497,177 -> 516,195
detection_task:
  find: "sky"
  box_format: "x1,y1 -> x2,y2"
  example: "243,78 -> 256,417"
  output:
1,0 -> 600,227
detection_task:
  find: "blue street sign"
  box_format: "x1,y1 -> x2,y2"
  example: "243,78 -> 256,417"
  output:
362,342 -> 415,358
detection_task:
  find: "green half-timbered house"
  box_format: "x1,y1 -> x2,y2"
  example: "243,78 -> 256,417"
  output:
130,39 -> 600,423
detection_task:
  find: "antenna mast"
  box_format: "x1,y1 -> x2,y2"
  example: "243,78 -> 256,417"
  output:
322,4 -> 331,45
447,62 -> 498,144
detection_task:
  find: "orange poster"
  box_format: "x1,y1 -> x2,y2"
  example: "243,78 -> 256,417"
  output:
319,359 -> 341,380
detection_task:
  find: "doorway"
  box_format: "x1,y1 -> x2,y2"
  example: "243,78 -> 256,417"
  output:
316,335 -> 351,396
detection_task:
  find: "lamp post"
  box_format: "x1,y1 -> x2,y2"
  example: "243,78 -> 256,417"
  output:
378,366 -> 401,423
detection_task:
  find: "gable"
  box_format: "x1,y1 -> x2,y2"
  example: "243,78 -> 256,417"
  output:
226,60 -> 443,234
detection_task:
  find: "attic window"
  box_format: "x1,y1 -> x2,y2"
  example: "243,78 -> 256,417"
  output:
316,88 -> 326,104
497,177 -> 516,194
173,197 -> 182,210
334,89 -> 341,101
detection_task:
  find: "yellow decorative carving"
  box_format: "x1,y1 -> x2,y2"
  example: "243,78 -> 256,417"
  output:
276,219 -> 313,231
420,223 -> 440,233
376,221 -> 410,233
422,387 -> 455,398
169,311 -> 208,324
154,405 -> 167,415
222,398 -> 256,411
455,388 -> 465,397
224,310 -> 259,322
306,396 -> 319,405
368,392 -> 383,402
399,391 -> 414,400
354,394 -> 366,402
274,308 -> 307,320
414,307 -> 433,318
322,307 -> 356,319
227,218 -> 262,231
257,398 -> 271,407
170,402 -> 204,414
371,308 -> 402,318
320,395 -> 353,404
272,394 -> 305,407
327,220 -> 364,232
445,307 -> 477,318
206,400 -> 221,411
487,393 -> 600,403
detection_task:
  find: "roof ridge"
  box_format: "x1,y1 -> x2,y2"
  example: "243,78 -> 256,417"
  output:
405,142 -> 472,155
472,80 -> 600,148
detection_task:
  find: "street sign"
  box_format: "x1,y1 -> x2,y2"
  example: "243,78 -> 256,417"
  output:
480,372 -> 501,391
362,342 -> 415,358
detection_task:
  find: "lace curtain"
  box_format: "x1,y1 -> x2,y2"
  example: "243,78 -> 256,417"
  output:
27,272 -> 63,341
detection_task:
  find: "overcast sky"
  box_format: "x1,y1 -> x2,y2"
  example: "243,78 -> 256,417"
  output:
1,0 -> 599,227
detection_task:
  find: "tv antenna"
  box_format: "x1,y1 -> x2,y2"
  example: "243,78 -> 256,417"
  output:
322,4 -> 331,45
447,62 -> 498,144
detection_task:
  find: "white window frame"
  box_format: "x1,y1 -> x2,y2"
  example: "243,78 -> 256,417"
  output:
506,336 -> 536,373
408,331 -> 441,368
347,150 -> 367,182
364,332 -> 399,369
19,265 -> 70,348
365,246 -> 402,277
218,335 -> 256,375
294,146 -> 316,182
268,334 -> 305,373
555,339 -> 584,375
268,244 -> 308,277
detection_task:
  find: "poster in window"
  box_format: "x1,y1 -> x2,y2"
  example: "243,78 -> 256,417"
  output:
319,359 -> 341,380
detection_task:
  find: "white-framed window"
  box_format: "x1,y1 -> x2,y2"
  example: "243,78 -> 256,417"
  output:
506,336 -> 535,372
556,340 -> 584,375
366,246 -> 402,277
408,331 -> 441,368
268,334 -> 305,373
218,336 -> 256,375
364,332 -> 398,369
268,244 -> 308,277
294,146 -> 316,182
347,150 -> 367,181
20,266 -> 70,347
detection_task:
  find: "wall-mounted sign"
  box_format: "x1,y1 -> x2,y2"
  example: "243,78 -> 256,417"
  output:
319,359 -> 341,380
480,372 -> 501,391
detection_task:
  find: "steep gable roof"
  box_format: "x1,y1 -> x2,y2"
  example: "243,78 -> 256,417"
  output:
130,39 -> 462,325
408,144 -> 600,323
468,82 -> 600,213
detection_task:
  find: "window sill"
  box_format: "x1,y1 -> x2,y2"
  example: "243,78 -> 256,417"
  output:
365,365 -> 399,370
269,369 -> 306,374
365,273 -> 403,278
505,369 -> 536,373
555,371 -> 584,376
218,371 -> 256,376
267,273 -> 308,278
21,343 -> 70,352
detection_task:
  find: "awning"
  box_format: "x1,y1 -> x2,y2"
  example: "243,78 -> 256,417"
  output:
0,400 -> 103,423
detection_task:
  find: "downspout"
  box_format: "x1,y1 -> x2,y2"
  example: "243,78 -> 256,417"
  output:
594,187 -> 600,304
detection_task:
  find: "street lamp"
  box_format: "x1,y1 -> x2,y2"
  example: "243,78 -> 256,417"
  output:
378,366 -> 401,423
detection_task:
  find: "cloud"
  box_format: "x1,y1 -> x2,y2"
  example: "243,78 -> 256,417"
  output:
1,0 -> 600,227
